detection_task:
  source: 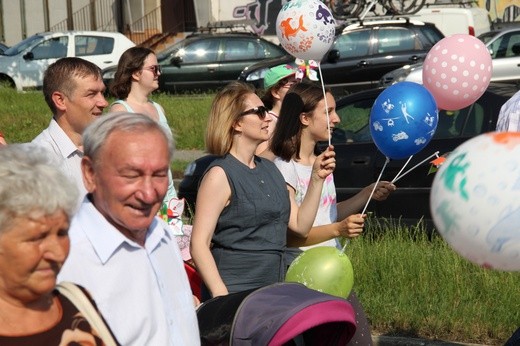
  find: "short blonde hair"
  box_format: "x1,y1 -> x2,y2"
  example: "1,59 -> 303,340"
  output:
205,81 -> 256,155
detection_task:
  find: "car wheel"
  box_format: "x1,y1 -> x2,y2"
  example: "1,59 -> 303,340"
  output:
0,75 -> 15,89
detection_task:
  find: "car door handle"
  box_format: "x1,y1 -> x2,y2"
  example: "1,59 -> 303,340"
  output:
410,55 -> 420,62
351,156 -> 370,165
357,60 -> 368,67
207,66 -> 216,72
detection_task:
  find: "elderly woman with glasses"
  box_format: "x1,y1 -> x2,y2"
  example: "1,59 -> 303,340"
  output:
108,46 -> 184,238
190,81 -> 336,299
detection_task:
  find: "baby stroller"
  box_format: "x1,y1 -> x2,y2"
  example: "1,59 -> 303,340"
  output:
197,282 -> 357,345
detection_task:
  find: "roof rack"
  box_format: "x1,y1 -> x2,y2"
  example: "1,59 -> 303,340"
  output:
424,0 -> 478,8
338,15 -> 413,32
196,19 -> 257,34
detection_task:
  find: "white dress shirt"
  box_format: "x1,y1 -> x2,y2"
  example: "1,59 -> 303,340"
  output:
496,90 -> 520,132
32,118 -> 86,204
58,197 -> 200,346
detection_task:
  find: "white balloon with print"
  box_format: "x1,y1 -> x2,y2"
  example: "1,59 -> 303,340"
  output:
276,0 -> 336,61
430,132 -> 520,271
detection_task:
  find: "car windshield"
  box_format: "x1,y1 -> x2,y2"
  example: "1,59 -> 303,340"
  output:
2,34 -> 44,56
157,40 -> 183,61
478,31 -> 500,45
421,25 -> 444,46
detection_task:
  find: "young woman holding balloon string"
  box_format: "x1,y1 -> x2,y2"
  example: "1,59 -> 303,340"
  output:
270,82 -> 396,255
270,82 -> 396,345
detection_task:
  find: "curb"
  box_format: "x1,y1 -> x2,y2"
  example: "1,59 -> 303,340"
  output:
372,335 -> 490,346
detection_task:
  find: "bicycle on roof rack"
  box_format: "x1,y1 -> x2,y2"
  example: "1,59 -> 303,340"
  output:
326,0 -> 426,19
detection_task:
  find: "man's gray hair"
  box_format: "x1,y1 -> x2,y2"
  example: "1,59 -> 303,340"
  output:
82,112 -> 175,164
0,144 -> 78,232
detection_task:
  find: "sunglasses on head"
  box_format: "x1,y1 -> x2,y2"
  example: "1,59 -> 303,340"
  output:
238,106 -> 268,120
143,65 -> 162,75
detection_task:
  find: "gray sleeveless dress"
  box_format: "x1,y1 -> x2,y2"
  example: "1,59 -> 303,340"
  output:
207,154 -> 290,293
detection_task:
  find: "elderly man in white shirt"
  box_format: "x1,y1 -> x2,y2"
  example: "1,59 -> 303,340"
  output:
496,90 -> 520,132
58,112 -> 200,346
32,57 -> 108,204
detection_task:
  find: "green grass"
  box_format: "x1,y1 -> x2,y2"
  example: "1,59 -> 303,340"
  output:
349,217 -> 519,345
151,92 -> 212,150
1,87 -> 519,345
0,88 -> 212,175
0,88 -> 212,150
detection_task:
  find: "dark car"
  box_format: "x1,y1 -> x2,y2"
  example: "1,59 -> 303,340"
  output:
156,31 -> 287,93
178,83 -> 517,225
239,18 -> 444,96
102,30 -> 287,94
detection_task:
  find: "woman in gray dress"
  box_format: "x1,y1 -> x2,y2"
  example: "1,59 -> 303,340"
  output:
190,81 -> 336,298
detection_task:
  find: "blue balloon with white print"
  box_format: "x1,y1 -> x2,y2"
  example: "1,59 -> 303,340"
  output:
370,82 -> 438,160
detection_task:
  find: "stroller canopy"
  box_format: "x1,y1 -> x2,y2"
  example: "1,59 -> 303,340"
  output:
197,282 -> 357,345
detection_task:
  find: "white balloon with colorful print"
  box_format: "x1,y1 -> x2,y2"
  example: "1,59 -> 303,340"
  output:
276,0 -> 336,61
430,132 -> 520,271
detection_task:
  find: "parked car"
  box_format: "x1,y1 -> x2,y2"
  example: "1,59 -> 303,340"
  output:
106,31 -> 286,94
239,18 -> 444,96
410,6 -> 491,37
0,31 -> 135,91
0,43 -> 8,54
178,83 -> 517,226
379,28 -> 520,87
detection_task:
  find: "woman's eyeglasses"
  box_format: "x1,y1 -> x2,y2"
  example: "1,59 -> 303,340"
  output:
143,65 -> 162,75
238,106 -> 268,120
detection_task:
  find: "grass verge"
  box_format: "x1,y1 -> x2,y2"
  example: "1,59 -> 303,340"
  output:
349,217 -> 519,345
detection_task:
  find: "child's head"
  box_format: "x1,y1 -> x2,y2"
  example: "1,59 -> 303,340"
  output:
262,65 -> 299,110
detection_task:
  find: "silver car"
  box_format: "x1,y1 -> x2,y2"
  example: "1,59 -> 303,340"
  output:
379,27 -> 520,86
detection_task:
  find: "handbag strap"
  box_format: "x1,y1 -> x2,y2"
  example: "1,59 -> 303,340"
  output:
56,282 -> 118,346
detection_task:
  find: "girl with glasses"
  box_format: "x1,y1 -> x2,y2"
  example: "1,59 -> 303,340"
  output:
190,81 -> 336,298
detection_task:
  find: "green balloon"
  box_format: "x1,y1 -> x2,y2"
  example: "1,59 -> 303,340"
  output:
285,246 -> 354,299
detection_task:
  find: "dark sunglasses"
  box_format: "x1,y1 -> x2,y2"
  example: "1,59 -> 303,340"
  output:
238,106 -> 268,120
143,65 -> 162,75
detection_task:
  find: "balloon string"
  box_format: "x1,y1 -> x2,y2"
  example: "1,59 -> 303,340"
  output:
361,156 -> 389,216
391,155 -> 413,184
342,156 -> 390,253
317,62 -> 331,147
392,151 -> 440,184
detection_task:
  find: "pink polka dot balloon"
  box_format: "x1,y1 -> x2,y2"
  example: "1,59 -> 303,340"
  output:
422,34 -> 492,111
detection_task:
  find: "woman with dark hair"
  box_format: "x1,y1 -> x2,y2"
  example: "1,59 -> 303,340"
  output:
270,82 -> 397,345
271,81 -> 396,251
108,47 -> 183,236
